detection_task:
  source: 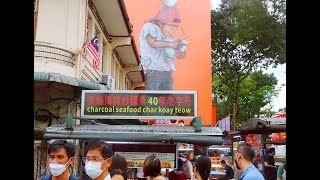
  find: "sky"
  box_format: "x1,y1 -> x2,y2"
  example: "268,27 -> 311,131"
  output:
210,0 -> 286,112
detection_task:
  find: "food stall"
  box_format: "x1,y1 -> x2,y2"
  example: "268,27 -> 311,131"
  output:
207,132 -> 232,180
237,117 -> 286,177
177,143 -> 194,159
43,123 -> 225,179
109,142 -> 177,179
208,145 -> 232,169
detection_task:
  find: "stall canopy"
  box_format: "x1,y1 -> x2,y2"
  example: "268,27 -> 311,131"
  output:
43,124 -> 224,146
237,117 -> 286,134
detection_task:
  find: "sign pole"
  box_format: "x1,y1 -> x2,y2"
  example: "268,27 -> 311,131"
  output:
233,103 -> 236,130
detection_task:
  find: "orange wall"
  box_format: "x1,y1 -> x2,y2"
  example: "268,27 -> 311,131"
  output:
124,0 -> 212,125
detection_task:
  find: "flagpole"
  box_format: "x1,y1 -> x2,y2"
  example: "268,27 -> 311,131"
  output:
71,44 -> 87,60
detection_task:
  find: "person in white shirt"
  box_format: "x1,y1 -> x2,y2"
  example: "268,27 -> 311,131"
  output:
139,5 -> 186,90
180,154 -> 194,179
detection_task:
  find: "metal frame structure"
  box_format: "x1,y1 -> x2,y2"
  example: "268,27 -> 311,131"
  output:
44,123 -> 224,146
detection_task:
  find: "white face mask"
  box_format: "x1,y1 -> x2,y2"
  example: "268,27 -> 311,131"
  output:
85,160 -> 107,179
49,159 -> 70,176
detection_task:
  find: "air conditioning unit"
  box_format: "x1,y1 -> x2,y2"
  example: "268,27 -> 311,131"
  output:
101,75 -> 115,90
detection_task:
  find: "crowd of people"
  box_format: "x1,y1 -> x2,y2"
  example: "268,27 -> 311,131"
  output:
37,139 -> 285,180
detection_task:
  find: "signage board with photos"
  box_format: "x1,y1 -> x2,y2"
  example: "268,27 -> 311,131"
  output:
115,152 -> 176,168
111,143 -> 177,169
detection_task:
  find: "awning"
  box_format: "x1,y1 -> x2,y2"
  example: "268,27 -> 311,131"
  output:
238,117 -> 286,134
43,124 -> 224,146
34,72 -> 108,90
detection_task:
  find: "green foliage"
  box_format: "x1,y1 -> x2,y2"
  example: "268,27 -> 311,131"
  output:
237,71 -> 279,123
231,0 -> 286,64
214,71 -> 279,124
211,0 -> 285,128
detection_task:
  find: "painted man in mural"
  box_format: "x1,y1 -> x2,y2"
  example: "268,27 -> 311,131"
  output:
139,0 -> 187,90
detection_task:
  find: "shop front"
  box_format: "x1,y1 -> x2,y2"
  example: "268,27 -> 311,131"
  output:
237,117 -> 286,177
43,123 -> 224,179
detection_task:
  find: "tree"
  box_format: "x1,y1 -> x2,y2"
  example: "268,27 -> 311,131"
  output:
211,0 -> 286,127
214,71 -> 279,125
237,71 -> 279,123
230,0 -> 286,65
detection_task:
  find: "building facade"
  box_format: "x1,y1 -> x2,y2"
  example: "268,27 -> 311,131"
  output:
34,0 -> 144,178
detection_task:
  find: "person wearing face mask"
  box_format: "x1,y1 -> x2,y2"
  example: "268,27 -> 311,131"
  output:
83,140 -> 113,180
38,139 -> 78,180
235,143 -> 265,180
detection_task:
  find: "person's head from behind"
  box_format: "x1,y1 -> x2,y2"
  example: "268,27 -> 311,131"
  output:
176,158 -> 183,171
194,155 -> 211,180
109,154 -> 128,179
235,143 -> 255,170
220,160 -> 227,168
154,6 -> 181,37
267,147 -> 276,156
84,140 -> 113,179
143,154 -> 161,177
47,139 -> 75,176
110,169 -> 126,180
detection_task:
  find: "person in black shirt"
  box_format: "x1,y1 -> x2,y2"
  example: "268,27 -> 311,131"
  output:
221,160 -> 234,179
263,148 -> 277,180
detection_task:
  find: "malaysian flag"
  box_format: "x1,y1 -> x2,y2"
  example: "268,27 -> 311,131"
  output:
86,35 -> 100,70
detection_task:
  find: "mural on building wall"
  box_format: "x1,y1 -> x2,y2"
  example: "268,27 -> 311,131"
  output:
125,0 -> 213,125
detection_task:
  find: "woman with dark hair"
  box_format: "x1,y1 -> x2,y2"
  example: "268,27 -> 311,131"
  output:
109,154 -> 128,179
143,154 -> 168,180
110,169 -> 126,180
168,158 -> 187,180
194,155 -> 211,180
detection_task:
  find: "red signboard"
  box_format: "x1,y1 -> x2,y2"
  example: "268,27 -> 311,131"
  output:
271,113 -> 286,141
81,90 -> 197,119
271,132 -> 286,141
245,134 -> 262,148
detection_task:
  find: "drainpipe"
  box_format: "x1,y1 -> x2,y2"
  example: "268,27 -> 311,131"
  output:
39,140 -> 48,177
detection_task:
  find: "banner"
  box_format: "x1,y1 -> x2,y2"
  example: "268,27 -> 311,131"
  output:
271,132 -> 286,141
81,90 -> 197,119
245,134 -> 262,148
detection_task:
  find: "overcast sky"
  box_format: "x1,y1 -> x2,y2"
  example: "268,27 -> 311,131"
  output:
210,0 -> 286,112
